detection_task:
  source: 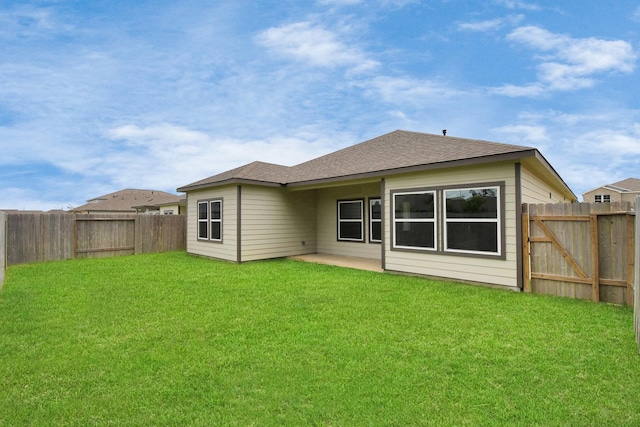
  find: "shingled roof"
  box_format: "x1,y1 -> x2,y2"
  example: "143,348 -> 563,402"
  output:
71,189 -> 182,213
609,178 -> 640,192
178,130 -> 541,191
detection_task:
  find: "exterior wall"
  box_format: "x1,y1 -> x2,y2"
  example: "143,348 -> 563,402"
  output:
520,165 -> 568,204
241,185 -> 317,261
316,181 -> 382,260
582,188 -> 624,204
186,185 -> 238,262
622,193 -> 640,204
159,204 -> 180,215
582,188 -> 639,204
384,162 -> 519,288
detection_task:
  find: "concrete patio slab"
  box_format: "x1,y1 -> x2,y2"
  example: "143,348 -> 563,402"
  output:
288,254 -> 383,273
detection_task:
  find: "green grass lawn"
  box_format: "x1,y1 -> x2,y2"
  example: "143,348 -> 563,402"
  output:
1,252 -> 638,426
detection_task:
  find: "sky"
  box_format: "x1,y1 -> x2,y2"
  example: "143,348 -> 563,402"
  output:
1,0 -> 639,210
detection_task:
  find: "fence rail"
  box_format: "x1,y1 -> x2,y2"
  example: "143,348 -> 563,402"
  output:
523,202 -> 635,306
3,213 -> 186,267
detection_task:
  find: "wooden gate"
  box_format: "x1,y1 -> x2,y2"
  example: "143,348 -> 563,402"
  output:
74,215 -> 136,258
522,202 -> 635,305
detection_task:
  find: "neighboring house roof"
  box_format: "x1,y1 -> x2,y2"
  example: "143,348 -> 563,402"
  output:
583,177 -> 640,195
178,130 -> 574,198
132,196 -> 186,210
70,189 -> 183,213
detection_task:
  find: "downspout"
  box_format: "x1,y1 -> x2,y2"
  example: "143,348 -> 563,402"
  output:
381,178 -> 386,271
515,163 -> 524,290
237,185 -> 242,263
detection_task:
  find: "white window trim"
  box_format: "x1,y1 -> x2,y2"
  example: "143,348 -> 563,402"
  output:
369,198 -> 382,243
210,200 -> 222,242
197,199 -> 222,242
392,190 -> 437,251
197,201 -> 208,240
337,200 -> 364,242
443,186 -> 501,256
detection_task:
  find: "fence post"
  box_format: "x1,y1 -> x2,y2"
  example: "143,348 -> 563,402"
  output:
522,204 -> 531,293
590,214 -> 600,303
635,196 -> 639,352
0,212 -> 6,289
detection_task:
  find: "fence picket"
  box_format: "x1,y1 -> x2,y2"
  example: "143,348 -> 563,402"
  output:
4,213 -> 186,266
524,202 -> 634,306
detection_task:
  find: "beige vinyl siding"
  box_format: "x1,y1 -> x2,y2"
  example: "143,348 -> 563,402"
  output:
159,204 -> 180,215
520,165 -> 567,204
241,185 -> 317,261
384,162 -> 519,288
582,188 -> 638,204
621,193 -> 640,204
186,186 -> 237,262
316,182 -> 382,260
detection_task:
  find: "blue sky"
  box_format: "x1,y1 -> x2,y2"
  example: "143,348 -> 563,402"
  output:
1,0 -> 639,210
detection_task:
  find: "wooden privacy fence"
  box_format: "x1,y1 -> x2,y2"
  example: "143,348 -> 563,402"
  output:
522,202 -> 635,306
4,213 -> 186,267
0,212 -> 6,289
635,197 -> 639,352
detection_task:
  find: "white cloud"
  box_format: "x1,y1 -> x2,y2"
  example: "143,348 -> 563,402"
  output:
490,83 -> 545,97
576,127 -> 640,157
105,123 -> 346,191
357,76 -> 462,105
255,21 -> 379,73
317,0 -> 416,6
457,15 -> 523,32
495,26 -> 637,95
458,19 -> 505,32
492,124 -> 549,143
317,0 -> 362,5
0,6 -> 73,39
494,0 -> 541,11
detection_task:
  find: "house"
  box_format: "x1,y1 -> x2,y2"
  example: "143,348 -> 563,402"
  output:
177,130 -> 576,290
582,178 -> 640,204
132,197 -> 187,215
70,189 -> 184,215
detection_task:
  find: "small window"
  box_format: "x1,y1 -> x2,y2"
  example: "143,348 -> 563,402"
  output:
210,200 -> 222,241
595,195 -> 602,203
444,187 -> 500,255
369,198 -> 382,243
337,200 -> 364,242
198,201 -> 208,239
392,191 -> 436,250
603,195 -> 611,203
197,199 -> 222,242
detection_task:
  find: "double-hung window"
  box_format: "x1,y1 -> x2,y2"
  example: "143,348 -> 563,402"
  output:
197,199 -> 222,241
392,191 -> 436,250
444,187 -> 499,255
369,198 -> 382,243
337,200 -> 364,242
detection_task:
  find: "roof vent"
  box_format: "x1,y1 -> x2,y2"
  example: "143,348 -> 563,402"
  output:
442,129 -> 447,136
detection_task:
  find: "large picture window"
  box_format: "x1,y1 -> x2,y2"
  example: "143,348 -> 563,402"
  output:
197,199 -> 222,242
444,187 -> 499,255
369,198 -> 382,243
337,200 -> 364,242
393,191 -> 436,250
